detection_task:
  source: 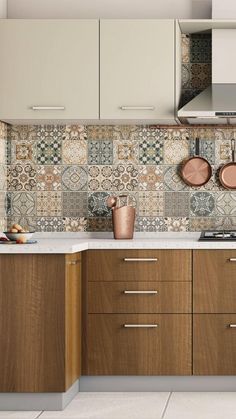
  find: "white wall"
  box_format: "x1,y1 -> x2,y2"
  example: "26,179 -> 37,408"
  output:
7,0 -> 211,19
0,0 -> 7,17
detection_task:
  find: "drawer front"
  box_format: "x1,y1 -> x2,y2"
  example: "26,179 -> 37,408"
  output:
83,314 -> 192,375
194,250 -> 236,313
85,250 -> 191,282
194,314 -> 236,375
88,281 -> 191,313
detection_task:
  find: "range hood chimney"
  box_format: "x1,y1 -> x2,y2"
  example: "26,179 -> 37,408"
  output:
178,0 -> 236,125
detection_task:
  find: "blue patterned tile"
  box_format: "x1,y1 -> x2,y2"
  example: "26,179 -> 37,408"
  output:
88,140 -> 113,165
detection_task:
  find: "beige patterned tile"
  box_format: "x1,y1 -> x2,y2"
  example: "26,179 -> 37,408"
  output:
63,217 -> 87,232
164,140 -> 189,164
113,125 -> 139,141
182,34 -> 190,63
139,191 -> 164,216
62,139 -> 87,165
63,125 -> 87,140
165,217 -> 189,232
0,122 -> 7,140
88,166 -> 113,191
113,139 -> 139,165
139,165 -> 163,191
36,191 -> 62,216
37,166 -> 62,191
87,125 -> 114,140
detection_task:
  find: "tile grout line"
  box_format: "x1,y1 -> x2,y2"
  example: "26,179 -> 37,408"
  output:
161,392 -> 172,419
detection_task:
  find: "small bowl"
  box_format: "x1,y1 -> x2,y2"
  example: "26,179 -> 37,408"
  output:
4,231 -> 35,242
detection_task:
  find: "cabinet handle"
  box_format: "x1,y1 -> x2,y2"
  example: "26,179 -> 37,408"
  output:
124,324 -> 158,328
120,106 -> 155,111
229,324 -> 236,328
31,106 -> 65,110
124,290 -> 158,294
229,258 -> 236,262
67,260 -> 80,265
124,258 -> 158,262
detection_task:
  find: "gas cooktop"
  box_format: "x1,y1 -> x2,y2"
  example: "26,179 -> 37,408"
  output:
199,230 -> 236,241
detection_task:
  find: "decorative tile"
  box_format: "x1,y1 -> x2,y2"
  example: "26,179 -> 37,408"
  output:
138,126 -> 165,141
190,63 -> 211,90
214,216 -> 236,230
215,128 -> 232,142
215,140 -> 232,165
63,217 -> 87,232
190,192 -> 215,217
113,165 -> 138,191
139,139 -> 163,165
10,192 -> 36,217
0,217 -> 7,231
113,125 -> 139,141
0,166 -> 6,191
164,217 -> 189,232
88,166 -> 113,191
164,166 -> 187,191
179,89 -> 202,108
165,192 -> 189,217
190,127 -> 215,140
8,164 -> 36,191
163,128 -> 189,141
0,192 -> 6,217
37,166 -> 62,191
182,64 -> 191,88
62,192 -> 87,217
10,125 -> 37,164
190,139 -> 215,164
88,140 -> 113,165
88,192 -> 111,217
215,192 -> 236,216
189,217 -> 215,231
36,191 -> 62,216
139,165 -> 163,191
62,139 -> 87,165
182,34 -> 190,63
87,217 -> 113,232
7,216 -> 37,232
135,216 -> 166,232
114,192 -> 138,210
63,125 -> 87,141
190,34 -> 212,63
0,121 -> 7,140
62,166 -> 87,191
36,138 -> 61,165
87,125 -> 114,140
139,191 -> 164,217
0,139 -> 6,165
113,139 -> 139,165
36,217 -> 63,232
164,140 -> 189,165
36,125 -> 65,141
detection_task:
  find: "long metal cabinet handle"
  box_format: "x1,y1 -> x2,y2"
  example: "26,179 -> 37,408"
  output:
229,324 -> 236,328
124,290 -> 158,294
124,324 -> 158,328
124,258 -> 158,262
120,106 -> 155,110
31,106 -> 65,110
229,258 -> 236,262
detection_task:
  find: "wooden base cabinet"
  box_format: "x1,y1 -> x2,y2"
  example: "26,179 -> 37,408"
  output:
193,314 -> 236,375
0,253 -> 81,392
84,314 -> 192,376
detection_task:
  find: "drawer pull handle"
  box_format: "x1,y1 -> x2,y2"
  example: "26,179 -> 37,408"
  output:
229,324 -> 236,328
120,106 -> 155,111
229,258 -> 236,262
124,290 -> 158,295
124,324 -> 158,328
123,258 -> 158,262
67,260 -> 80,265
31,106 -> 65,110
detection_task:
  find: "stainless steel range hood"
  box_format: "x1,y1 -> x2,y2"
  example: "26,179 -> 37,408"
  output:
178,5 -> 236,125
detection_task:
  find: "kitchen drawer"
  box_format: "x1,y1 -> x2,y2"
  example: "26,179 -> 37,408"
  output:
194,250 -> 236,313
88,281 -> 191,313
83,314 -> 192,375
84,250 -> 191,282
193,314 -> 236,375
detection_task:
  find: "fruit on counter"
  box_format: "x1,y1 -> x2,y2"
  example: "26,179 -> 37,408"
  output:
16,238 -> 27,244
8,223 -> 29,233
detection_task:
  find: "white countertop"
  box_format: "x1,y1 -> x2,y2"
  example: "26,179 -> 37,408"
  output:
1,232 -> 236,253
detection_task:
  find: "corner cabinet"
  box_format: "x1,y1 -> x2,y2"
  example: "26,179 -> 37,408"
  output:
0,253 -> 81,392
100,20 -> 178,123
0,20 -> 99,123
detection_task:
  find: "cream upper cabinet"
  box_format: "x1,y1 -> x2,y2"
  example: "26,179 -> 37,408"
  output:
100,20 -> 177,123
0,20 -> 99,123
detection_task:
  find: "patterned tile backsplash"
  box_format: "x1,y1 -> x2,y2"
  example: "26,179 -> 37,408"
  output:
2,123 -> 236,233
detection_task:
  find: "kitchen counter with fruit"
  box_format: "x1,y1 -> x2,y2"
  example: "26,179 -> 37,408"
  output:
1,232 -> 236,252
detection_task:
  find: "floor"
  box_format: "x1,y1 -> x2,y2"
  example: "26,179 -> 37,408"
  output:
1,392 -> 236,419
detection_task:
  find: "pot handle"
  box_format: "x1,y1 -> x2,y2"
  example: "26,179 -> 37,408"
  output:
195,137 -> 200,156
231,139 -> 236,162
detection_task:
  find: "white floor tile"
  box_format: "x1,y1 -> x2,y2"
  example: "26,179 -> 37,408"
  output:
40,392 -> 170,419
164,392 -> 236,419
0,413 -> 41,419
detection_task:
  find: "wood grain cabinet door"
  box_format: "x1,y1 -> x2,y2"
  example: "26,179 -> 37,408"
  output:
84,250 -> 192,282
83,314 -> 192,375
193,250 -> 236,313
194,314 -> 236,375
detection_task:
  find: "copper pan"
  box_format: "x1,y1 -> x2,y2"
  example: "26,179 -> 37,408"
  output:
219,139 -> 236,190
181,138 -> 212,187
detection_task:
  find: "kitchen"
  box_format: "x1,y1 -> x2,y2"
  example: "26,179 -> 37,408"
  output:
1,0 -> 236,418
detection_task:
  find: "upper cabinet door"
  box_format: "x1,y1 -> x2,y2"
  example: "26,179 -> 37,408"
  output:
100,20 -> 176,123
0,20 -> 99,123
